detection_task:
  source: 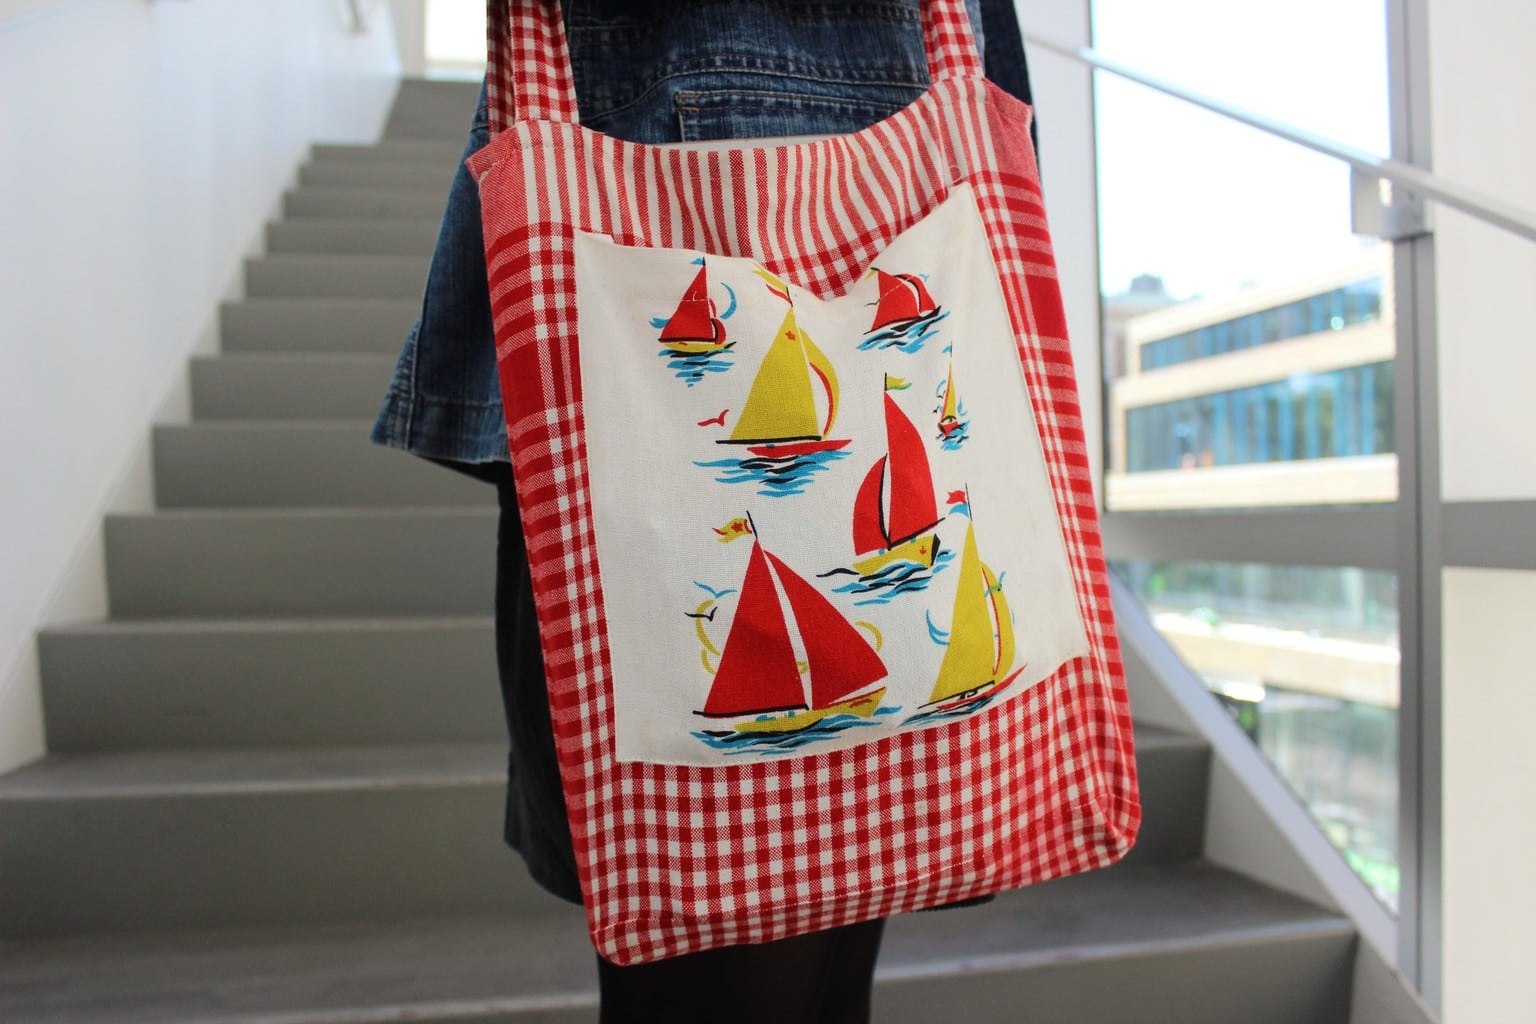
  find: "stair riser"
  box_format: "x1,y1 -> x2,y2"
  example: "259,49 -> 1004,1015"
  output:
872,931 -> 1356,1024
0,785 -> 571,937
311,141 -> 465,164
0,749 -> 1207,940
190,355 -> 398,420
38,623 -> 503,751
266,219 -> 440,257
384,82 -> 481,142
220,300 -> 418,354
224,932 -> 1355,1024
301,161 -> 460,190
154,425 -> 494,508
105,511 -> 496,618
286,189 -> 446,220
246,257 -> 427,301
1117,740 -> 1207,866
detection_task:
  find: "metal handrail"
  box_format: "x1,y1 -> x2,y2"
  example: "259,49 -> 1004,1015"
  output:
1023,34 -> 1536,245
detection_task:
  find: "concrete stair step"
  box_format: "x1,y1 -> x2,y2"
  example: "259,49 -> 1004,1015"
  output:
37,617 -> 501,752
189,354 -> 397,420
311,140 -> 465,164
265,218 -> 440,257
220,298 -> 417,354
153,421 -> 493,508
245,254 -> 426,301
0,742 -> 571,937
1115,724 -> 1206,867
300,159 -> 461,190
0,862 -> 1355,1024
384,79 -> 481,141
104,508 -> 495,618
284,186 -> 446,221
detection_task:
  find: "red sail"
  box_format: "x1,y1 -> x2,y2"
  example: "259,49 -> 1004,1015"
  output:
869,270 -> 936,331
703,542 -> 804,717
882,393 -> 939,547
852,455 -> 889,555
766,552 -> 888,710
659,264 -> 724,344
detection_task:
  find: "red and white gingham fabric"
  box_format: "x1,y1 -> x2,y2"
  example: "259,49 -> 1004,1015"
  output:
470,0 -> 1140,965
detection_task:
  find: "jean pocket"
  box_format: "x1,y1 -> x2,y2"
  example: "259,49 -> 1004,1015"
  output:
673,86 -> 925,143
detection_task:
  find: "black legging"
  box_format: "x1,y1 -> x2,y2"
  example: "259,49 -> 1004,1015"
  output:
596,916 -> 887,1024
475,462 -> 888,1022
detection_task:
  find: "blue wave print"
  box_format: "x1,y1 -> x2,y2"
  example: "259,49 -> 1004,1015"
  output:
695,447 -> 849,498
900,693 -> 997,728
693,706 -> 902,756
658,346 -> 735,387
828,548 -> 955,606
858,309 -> 950,354
937,418 -> 970,451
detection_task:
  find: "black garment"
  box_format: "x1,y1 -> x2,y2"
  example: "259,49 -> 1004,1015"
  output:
493,463 -> 585,900
596,917 -> 887,1024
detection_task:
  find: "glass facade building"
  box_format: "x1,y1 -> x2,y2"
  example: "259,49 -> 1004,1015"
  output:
1125,360 -> 1394,472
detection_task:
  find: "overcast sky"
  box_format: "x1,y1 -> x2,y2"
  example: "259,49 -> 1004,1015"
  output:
1092,0 -> 1391,299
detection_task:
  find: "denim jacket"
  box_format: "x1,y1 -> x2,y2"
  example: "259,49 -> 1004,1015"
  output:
370,0 -> 1032,466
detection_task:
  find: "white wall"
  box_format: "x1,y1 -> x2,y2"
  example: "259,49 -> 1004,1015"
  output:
1428,1 -> 1536,1021
1431,2 -> 1536,505
0,0 -> 400,772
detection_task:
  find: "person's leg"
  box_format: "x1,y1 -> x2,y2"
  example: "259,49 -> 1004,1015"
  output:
808,916 -> 888,1024
595,917 -> 887,1024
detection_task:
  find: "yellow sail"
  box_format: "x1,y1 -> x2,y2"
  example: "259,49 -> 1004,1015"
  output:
928,522 -> 996,704
940,364 -> 959,421
981,561 -> 1015,678
729,309 -> 820,443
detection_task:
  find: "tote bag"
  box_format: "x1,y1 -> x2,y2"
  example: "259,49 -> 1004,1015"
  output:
468,0 -> 1140,965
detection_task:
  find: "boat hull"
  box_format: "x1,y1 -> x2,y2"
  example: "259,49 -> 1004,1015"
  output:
851,532 -> 940,577
729,686 -> 887,734
661,340 -> 735,355
922,666 -> 1026,715
740,438 -> 851,459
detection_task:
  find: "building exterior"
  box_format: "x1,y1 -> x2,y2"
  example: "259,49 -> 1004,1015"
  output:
1105,247 -> 1397,511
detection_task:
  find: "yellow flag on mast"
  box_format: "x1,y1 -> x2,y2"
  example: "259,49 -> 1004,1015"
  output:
713,516 -> 753,543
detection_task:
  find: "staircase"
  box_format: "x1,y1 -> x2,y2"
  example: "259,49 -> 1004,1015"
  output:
0,80 -> 1376,1024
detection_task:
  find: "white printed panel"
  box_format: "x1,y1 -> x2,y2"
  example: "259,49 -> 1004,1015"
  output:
576,185 -> 1089,766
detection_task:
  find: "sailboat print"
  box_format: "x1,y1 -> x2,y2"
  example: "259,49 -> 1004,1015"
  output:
695,516 -> 890,747
860,267 -> 948,353
851,378 -> 943,576
935,363 -> 970,450
905,501 -> 1025,726
654,257 -> 737,386
695,306 -> 850,497
657,259 -> 733,354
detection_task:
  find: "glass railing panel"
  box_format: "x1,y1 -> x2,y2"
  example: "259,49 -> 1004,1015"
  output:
1116,559 -> 1401,912
1091,0 -> 1399,912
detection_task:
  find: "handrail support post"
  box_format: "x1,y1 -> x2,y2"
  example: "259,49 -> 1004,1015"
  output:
1352,168 -> 1432,243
